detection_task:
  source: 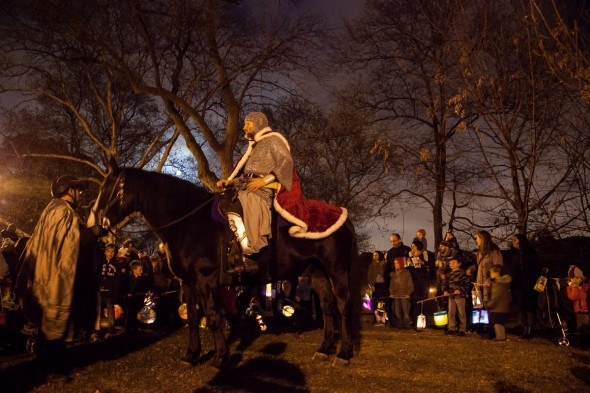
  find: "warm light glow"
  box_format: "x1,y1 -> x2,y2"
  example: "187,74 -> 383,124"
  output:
433,311 -> 448,327
265,283 -> 272,298
417,314 -> 427,329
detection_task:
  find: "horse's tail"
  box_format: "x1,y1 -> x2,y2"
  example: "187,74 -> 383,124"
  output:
348,222 -> 363,353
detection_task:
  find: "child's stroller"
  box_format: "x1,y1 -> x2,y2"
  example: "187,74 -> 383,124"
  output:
536,274 -> 576,347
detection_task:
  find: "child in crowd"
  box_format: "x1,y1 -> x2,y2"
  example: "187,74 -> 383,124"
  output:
442,259 -> 470,336
566,265 -> 589,349
99,243 -> 124,335
486,264 -> 512,342
389,257 -> 414,329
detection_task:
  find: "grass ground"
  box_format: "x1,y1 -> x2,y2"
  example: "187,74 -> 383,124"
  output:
1,321 -> 589,393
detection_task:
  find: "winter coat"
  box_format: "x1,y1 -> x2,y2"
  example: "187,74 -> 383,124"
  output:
442,268 -> 470,299
487,274 -> 512,313
476,248 -> 503,302
389,268 -> 414,297
567,283 -> 589,313
385,244 -> 410,287
507,248 -> 540,291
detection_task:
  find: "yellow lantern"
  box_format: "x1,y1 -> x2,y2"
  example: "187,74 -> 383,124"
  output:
433,311 -> 448,327
282,305 -> 295,318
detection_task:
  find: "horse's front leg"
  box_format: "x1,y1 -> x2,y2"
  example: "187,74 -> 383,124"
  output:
197,279 -> 230,369
180,282 -> 202,365
310,269 -> 337,360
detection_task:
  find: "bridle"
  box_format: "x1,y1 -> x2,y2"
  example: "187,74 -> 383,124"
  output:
89,172 -> 125,232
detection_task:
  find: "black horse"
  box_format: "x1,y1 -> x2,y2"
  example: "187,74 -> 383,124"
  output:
90,166 -> 361,368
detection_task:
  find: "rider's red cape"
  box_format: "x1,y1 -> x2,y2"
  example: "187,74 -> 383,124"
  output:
274,170 -> 347,239
228,129 -> 348,239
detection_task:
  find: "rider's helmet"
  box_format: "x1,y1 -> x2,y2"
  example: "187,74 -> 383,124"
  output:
51,175 -> 87,198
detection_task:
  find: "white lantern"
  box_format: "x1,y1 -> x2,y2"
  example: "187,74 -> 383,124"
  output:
417,314 -> 427,329
472,289 -> 483,309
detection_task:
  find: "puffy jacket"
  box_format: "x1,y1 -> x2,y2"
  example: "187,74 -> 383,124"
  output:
389,268 -> 414,297
567,283 -> 589,313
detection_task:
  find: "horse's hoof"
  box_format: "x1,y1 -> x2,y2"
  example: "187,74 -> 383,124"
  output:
331,357 -> 350,367
312,352 -> 330,361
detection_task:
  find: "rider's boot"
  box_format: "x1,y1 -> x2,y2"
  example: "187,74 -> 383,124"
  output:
226,213 -> 259,274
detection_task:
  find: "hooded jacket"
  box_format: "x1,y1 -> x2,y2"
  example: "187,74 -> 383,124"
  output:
487,274 -> 512,313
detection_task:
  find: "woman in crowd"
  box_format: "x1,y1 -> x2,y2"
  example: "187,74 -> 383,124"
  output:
475,230 -> 503,304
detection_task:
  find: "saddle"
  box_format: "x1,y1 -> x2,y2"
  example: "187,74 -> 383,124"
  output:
213,190 -> 280,279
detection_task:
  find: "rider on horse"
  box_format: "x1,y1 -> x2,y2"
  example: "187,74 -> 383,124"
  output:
217,112 -> 294,273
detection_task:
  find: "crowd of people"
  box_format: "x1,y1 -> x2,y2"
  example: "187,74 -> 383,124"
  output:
97,240 -> 181,338
367,228 -> 590,348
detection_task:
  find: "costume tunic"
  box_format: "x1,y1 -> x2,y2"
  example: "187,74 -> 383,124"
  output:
232,127 -> 293,252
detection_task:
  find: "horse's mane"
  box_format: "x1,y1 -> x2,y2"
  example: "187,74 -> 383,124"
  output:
122,168 -> 213,214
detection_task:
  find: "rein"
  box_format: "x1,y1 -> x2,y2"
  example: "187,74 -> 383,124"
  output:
150,194 -> 217,231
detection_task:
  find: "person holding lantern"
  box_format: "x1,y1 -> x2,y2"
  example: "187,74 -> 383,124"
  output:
389,257 -> 414,329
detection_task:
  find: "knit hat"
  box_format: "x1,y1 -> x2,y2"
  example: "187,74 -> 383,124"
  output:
568,265 -> 584,279
440,241 -> 452,248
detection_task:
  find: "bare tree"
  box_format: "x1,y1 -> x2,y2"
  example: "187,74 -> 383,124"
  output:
2,0 -> 325,189
337,0 -> 475,246
451,0 -> 583,238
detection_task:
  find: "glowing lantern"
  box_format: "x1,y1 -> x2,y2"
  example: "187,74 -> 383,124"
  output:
416,303 -> 426,330
433,311 -> 448,327
178,303 -> 188,320
363,294 -> 372,311
417,314 -> 427,330
265,283 -> 273,298
472,289 -> 483,309
137,292 -> 156,324
471,309 -> 489,324
282,305 -> 295,318
428,286 -> 437,299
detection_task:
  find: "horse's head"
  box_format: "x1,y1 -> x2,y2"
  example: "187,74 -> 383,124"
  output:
87,162 -> 135,232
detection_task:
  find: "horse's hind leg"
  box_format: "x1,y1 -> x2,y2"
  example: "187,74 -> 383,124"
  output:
332,274 -> 354,364
310,268 -> 337,360
180,282 -> 202,365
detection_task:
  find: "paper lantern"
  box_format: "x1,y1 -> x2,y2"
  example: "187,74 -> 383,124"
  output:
534,276 -> 547,292
428,286 -> 437,299
472,290 -> 483,309
416,314 -> 427,330
471,309 -> 489,324
282,305 -> 295,318
137,306 -> 156,324
433,311 -> 448,327
363,294 -> 372,311
178,303 -> 188,320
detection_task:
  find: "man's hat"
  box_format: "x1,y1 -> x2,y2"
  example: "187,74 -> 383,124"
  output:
51,175 -> 87,197
440,241 -> 452,248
